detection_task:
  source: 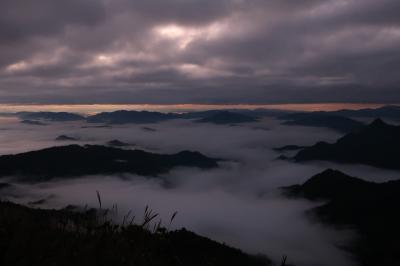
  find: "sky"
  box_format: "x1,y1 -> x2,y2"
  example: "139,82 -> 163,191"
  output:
1,0 -> 399,104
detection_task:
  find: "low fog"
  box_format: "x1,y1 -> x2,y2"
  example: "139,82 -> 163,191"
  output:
1,116 -> 399,266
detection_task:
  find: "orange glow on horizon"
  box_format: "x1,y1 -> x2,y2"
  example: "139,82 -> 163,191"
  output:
0,103 -> 393,115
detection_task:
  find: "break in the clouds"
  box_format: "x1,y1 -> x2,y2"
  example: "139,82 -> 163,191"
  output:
0,0 -> 399,104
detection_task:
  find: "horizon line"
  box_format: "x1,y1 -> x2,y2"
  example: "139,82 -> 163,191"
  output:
0,103 -> 396,114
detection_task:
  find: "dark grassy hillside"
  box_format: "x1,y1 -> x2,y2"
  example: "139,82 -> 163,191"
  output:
0,201 -> 271,266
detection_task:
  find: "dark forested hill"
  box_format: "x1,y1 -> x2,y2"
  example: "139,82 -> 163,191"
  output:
0,145 -> 218,181
284,169 -> 400,266
294,119 -> 400,169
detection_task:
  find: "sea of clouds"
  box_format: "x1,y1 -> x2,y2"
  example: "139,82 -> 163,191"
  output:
1,116 -> 399,266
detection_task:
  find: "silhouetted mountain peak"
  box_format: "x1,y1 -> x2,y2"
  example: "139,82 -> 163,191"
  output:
107,139 -> 133,147
315,168 -> 343,177
295,119 -> 400,169
0,145 -> 218,181
368,118 -> 387,128
304,169 -> 369,188
284,169 -> 400,265
55,135 -> 79,141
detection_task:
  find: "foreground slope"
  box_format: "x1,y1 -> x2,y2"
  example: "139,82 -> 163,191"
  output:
0,201 -> 270,266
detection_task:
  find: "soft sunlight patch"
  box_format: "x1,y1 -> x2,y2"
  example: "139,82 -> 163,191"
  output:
154,24 -> 196,49
154,23 -> 224,50
94,54 -> 115,66
6,61 -> 28,72
179,64 -> 230,79
157,24 -> 186,39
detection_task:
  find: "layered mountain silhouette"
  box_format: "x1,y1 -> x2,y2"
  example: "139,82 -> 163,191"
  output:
106,139 -> 134,147
294,119 -> 400,169
284,169 -> 400,266
279,105 -> 400,129
195,111 -> 258,124
87,110 -> 178,124
330,105 -> 400,121
0,145 -> 218,181
12,106 -> 400,127
20,120 -> 48,126
284,169 -> 375,200
178,110 -> 223,119
17,112 -> 85,121
273,145 -> 307,152
55,135 -> 79,141
279,112 -> 365,133
86,110 -> 258,125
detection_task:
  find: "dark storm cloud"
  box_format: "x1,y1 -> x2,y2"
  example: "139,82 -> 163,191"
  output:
0,0 -> 105,42
0,0 -> 399,104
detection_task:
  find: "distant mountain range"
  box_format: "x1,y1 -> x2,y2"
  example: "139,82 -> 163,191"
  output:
278,105 -> 400,132
279,112 -> 365,133
273,145 -> 307,152
17,112 -> 85,121
11,105 -> 400,127
85,110 -> 259,125
20,119 -> 48,126
0,145 -> 218,181
294,119 -> 400,169
178,110 -> 223,119
195,111 -> 258,124
86,110 -> 178,124
106,139 -> 134,147
55,135 -> 79,141
329,105 -> 400,121
283,169 -> 400,266
280,105 -> 400,124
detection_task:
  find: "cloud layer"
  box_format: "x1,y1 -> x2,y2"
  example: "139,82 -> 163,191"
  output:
2,116 -> 400,265
1,0 -> 399,103
0,117 -> 357,266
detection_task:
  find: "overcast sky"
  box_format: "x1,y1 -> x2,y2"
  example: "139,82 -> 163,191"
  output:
0,0 -> 399,104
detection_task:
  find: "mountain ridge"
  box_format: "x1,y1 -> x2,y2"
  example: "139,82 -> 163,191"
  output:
0,145 -> 218,181
283,169 -> 400,266
294,119 -> 400,169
